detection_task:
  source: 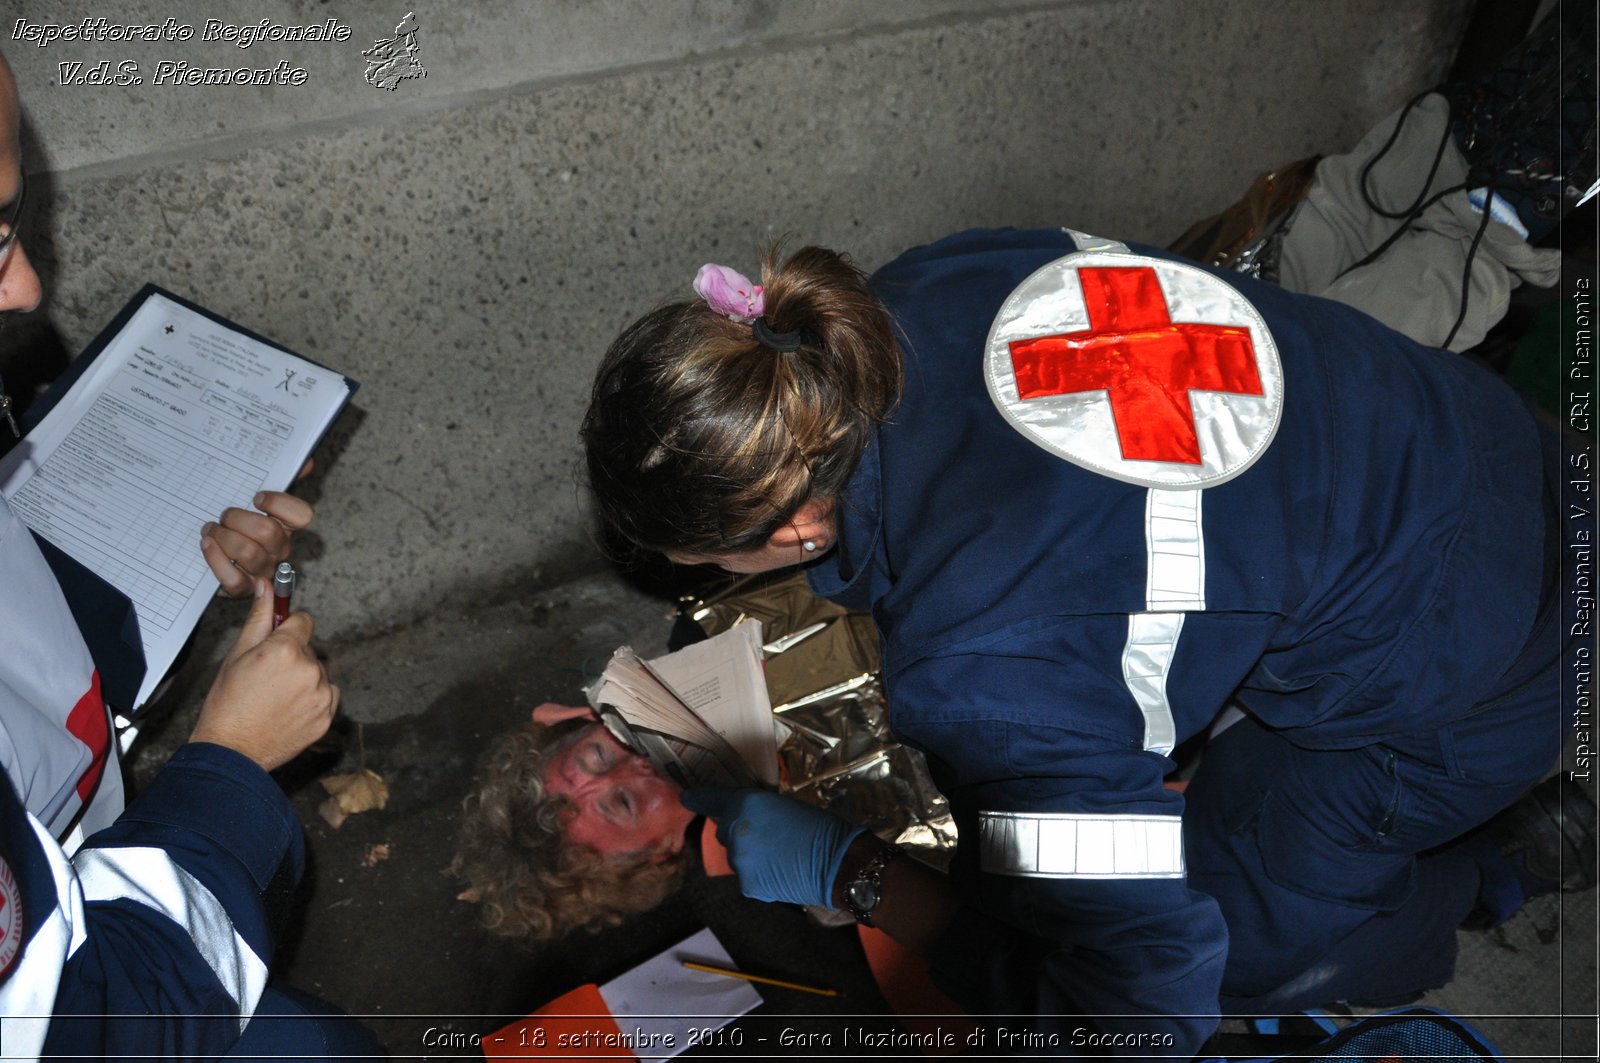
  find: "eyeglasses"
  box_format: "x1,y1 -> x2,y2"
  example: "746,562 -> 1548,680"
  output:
0,170 -> 26,271
1,173 -> 27,436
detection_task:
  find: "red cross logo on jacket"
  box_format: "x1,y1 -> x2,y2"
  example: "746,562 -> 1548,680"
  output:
1007,267 -> 1264,465
985,247 -> 1283,490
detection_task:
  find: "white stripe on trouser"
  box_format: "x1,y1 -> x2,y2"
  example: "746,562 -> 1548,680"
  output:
0,814 -> 87,1058
73,846 -> 268,1033
979,811 -> 1185,878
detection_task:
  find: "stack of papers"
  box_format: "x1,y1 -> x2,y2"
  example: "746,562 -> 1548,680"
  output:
587,620 -> 779,790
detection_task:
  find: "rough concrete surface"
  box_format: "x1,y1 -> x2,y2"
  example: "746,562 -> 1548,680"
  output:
4,0 -> 1595,1059
7,0 -> 1469,642
9,0 -> 1062,174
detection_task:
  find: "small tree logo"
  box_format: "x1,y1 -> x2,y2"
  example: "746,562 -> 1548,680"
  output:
364,12 -> 426,91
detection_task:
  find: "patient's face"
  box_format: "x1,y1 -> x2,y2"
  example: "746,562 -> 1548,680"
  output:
543,724 -> 693,859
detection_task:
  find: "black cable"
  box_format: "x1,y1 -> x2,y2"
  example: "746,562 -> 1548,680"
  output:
1343,180 -> 1471,274
1340,91 -> 1465,278
1344,88 -> 1492,349
1358,90 -> 1457,221
1442,181 -> 1496,350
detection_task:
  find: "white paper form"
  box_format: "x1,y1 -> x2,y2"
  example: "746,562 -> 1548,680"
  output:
0,291 -> 350,709
599,927 -> 762,1063
647,620 -> 779,787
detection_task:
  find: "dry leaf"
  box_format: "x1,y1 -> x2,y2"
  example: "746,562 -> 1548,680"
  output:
316,768 -> 389,829
321,768 -> 389,811
361,843 -> 391,868
317,797 -> 348,830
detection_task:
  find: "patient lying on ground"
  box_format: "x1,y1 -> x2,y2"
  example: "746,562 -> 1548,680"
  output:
452,705 -> 697,940
453,573 -> 957,942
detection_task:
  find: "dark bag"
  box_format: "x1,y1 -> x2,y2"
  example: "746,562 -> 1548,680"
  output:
1207,1007 -> 1504,1062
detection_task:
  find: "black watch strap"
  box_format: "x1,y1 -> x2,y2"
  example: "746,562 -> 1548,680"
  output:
841,842 -> 902,927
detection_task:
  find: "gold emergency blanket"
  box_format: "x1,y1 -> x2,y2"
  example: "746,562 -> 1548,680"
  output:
683,572 -> 957,868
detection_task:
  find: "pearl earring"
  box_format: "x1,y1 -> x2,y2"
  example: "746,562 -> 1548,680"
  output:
802,540 -> 818,553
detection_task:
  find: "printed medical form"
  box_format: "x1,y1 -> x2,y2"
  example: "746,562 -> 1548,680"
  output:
0,290 -> 352,709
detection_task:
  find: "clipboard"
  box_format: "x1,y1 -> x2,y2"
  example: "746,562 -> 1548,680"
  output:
0,285 -> 358,712
21,283 -> 359,441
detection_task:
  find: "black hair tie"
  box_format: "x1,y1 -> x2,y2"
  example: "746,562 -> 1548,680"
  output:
751,316 -> 803,353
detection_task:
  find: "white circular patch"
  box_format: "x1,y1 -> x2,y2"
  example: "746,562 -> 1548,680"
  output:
985,250 -> 1283,489
0,854 -> 22,980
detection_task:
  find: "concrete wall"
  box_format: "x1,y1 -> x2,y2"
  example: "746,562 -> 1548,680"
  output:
3,0 -> 1472,641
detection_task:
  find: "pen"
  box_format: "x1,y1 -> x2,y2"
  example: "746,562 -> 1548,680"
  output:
273,561 -> 296,629
681,960 -> 837,997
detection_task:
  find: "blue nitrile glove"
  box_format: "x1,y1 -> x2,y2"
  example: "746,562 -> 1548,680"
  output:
682,788 -> 865,908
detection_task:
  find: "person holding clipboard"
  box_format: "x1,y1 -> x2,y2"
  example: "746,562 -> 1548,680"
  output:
0,50 -> 374,1059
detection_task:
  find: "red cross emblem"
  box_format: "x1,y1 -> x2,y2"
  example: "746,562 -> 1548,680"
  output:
1007,267 -> 1264,465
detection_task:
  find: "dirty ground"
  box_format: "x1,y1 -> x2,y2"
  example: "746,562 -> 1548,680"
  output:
123,552 -> 1598,1060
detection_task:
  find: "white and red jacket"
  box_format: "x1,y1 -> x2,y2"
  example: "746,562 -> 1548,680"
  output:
1,495 -> 300,1060
0,497 -> 120,843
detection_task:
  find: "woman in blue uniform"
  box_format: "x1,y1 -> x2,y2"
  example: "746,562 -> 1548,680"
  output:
581,231 -> 1589,1054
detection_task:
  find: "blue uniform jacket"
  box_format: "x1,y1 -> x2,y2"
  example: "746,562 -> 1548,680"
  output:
0,743 -> 302,1060
808,228 -> 1546,1051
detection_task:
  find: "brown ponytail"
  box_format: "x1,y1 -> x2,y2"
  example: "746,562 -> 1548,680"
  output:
582,243 -> 901,559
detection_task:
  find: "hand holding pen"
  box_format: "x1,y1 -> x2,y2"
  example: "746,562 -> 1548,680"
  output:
190,574 -> 339,771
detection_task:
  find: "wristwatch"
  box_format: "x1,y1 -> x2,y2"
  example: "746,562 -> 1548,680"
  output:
841,843 -> 901,927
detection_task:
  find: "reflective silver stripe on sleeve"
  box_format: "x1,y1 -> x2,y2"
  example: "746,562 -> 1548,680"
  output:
1144,488 -> 1205,609
1123,612 -> 1183,756
1061,228 -> 1130,254
1120,487 -> 1206,755
74,846 -> 269,1031
979,811 -> 1185,878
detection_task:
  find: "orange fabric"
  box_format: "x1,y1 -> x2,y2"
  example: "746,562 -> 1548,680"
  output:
857,926 -> 977,1056
699,818 -> 733,877
481,983 -> 633,1059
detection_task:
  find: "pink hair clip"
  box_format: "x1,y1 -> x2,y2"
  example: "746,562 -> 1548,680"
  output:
693,264 -> 764,322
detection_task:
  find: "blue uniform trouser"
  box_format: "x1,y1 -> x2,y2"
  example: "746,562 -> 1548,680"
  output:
226,985 -> 382,1060
1183,703 -> 1554,1011
1185,543 -> 1568,1010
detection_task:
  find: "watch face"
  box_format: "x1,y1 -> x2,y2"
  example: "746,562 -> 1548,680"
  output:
847,880 -> 880,911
